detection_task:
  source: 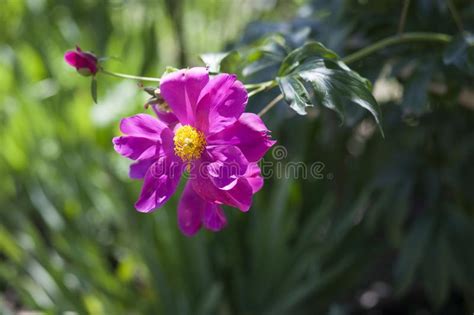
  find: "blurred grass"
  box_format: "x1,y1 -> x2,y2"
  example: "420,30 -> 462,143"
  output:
0,0 -> 285,313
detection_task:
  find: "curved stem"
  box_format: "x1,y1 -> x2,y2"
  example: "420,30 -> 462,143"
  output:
248,85 -> 267,97
101,69 -> 161,82
258,94 -> 284,117
247,80 -> 278,97
244,80 -> 275,90
342,32 -> 452,64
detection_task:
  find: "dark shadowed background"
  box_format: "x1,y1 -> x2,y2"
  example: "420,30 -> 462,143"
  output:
1,0 -> 473,314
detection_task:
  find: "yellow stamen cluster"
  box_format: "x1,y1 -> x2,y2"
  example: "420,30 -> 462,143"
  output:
173,125 -> 206,162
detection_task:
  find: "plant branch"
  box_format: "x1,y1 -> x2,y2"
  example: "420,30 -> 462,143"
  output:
342,32 -> 452,64
398,0 -> 411,34
101,69 -> 161,82
447,0 -> 464,33
105,32 -> 453,119
258,32 -> 452,117
244,80 -> 275,90
247,80 -> 278,97
258,94 -> 284,117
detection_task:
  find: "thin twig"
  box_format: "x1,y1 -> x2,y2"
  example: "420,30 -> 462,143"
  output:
447,0 -> 464,33
244,80 -> 275,90
398,0 -> 411,35
248,85 -> 267,98
101,69 -> 161,82
342,32 -> 452,64
258,94 -> 284,117
247,80 -> 277,97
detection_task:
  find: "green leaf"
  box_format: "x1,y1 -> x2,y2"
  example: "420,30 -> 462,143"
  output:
90,77 -> 97,104
200,52 -> 230,73
278,41 -> 339,76
394,216 -> 434,294
276,46 -> 383,135
277,75 -> 311,115
446,211 -> 474,293
200,51 -> 242,75
401,59 -> 435,115
443,32 -> 474,74
162,66 -> 179,76
196,283 -> 223,315
421,229 -> 450,308
242,35 -> 288,77
386,181 -> 412,245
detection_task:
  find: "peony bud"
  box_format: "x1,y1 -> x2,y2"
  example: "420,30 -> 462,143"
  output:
64,46 -> 99,76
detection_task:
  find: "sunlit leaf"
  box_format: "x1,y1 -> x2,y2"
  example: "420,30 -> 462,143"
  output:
276,41 -> 383,135
200,52 -> 231,73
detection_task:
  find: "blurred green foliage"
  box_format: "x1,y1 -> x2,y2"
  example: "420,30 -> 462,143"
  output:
1,0 -> 474,314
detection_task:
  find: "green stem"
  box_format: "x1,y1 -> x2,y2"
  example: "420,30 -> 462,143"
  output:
244,80 -> 275,90
101,69 -> 161,82
258,94 -> 284,117
247,80 -> 278,97
447,0 -> 464,33
342,32 -> 452,64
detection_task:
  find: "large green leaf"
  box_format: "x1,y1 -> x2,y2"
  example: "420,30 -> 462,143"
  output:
199,35 -> 287,78
277,41 -> 339,76
242,35 -> 288,77
276,41 -> 383,135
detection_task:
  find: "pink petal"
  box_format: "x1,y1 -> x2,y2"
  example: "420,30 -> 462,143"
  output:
202,202 -> 227,232
191,157 -> 253,212
159,67 -> 209,125
64,51 -> 79,67
115,114 -> 172,160
135,155 -> 183,212
245,163 -> 264,193
178,181 -> 227,236
205,145 -> 249,190
112,136 -> 157,160
151,104 -> 179,127
129,158 -> 155,179
64,48 -> 98,74
195,73 -> 248,134
207,113 -> 275,162
119,114 -> 169,138
177,182 -> 203,236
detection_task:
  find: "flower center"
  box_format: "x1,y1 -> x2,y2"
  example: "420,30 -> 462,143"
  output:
173,125 -> 206,162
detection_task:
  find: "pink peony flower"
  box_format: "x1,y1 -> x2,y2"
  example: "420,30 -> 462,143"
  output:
64,46 -> 99,76
113,67 -> 275,236
151,100 -> 179,127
